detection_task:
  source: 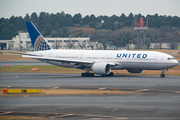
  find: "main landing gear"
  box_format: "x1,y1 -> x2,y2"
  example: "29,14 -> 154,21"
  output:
81,72 -> 94,77
160,69 -> 165,78
81,72 -> 114,77
81,67 -> 94,77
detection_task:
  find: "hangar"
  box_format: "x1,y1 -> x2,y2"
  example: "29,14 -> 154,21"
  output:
0,40 -> 14,50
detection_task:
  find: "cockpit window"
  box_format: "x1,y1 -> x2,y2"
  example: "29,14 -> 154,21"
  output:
167,58 -> 175,60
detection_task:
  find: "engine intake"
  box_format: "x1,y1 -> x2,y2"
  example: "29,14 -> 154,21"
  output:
92,63 -> 111,75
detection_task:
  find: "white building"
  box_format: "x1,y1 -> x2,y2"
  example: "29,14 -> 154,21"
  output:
150,43 -> 170,49
0,40 -> 14,50
12,32 -> 30,50
128,44 -> 136,49
12,32 -> 91,50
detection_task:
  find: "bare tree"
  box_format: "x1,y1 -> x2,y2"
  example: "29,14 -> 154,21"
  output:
67,41 -> 75,49
146,38 -> 151,49
167,35 -> 178,49
90,30 -> 111,50
52,40 -> 61,49
88,41 -> 95,50
157,25 -> 170,49
101,40 -> 108,50
166,27 -> 180,49
78,41 -> 86,49
92,31 -> 110,50
95,42 -> 99,50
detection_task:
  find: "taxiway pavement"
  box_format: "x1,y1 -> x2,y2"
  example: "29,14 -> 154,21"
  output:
0,73 -> 180,91
1,94 -> 180,120
0,73 -> 180,120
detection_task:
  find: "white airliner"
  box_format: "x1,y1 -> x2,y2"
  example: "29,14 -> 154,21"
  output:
22,22 -> 178,78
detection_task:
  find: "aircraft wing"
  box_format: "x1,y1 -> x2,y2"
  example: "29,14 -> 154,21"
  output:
5,51 -> 40,56
22,55 -> 93,64
22,55 -> 117,65
6,51 -> 118,65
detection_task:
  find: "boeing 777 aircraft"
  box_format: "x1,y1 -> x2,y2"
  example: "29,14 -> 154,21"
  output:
22,22 -> 178,78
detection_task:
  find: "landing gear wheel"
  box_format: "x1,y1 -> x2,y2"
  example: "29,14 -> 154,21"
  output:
160,69 -> 166,78
81,73 -> 85,77
160,74 -> 165,78
81,73 -> 94,77
90,73 -> 94,77
109,72 -> 114,76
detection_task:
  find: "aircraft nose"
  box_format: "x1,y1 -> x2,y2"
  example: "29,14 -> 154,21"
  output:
169,60 -> 179,68
170,59 -> 179,68
175,60 -> 179,66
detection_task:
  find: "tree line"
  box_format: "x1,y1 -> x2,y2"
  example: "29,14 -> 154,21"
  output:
0,11 -> 180,49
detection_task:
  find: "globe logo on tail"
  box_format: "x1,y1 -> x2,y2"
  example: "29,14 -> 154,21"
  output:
34,35 -> 51,51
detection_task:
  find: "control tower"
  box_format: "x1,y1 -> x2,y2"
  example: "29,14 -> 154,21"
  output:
134,17 -> 148,49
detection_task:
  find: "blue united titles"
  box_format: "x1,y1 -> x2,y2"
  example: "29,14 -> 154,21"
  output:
117,53 -> 147,58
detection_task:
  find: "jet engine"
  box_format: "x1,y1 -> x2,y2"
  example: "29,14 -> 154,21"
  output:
92,63 -> 111,75
127,70 -> 144,73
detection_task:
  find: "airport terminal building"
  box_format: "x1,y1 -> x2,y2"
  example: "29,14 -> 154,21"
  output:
12,32 -> 90,50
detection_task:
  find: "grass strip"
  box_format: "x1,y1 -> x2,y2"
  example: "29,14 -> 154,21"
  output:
41,89 -> 136,95
0,88 -> 136,96
0,65 -> 83,73
0,65 -> 180,76
0,116 -> 42,120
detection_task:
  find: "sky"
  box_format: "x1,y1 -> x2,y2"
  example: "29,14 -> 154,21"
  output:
0,0 -> 180,18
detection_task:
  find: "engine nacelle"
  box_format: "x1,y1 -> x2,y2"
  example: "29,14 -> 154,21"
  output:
92,63 -> 111,75
127,69 -> 144,73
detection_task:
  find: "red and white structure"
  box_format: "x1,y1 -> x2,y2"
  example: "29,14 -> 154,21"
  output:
134,17 -> 148,49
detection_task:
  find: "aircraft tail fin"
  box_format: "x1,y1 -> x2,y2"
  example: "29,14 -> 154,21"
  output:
26,22 -> 51,51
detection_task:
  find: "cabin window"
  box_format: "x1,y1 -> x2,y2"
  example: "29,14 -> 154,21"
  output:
167,58 -> 175,60
101,57 -> 113,59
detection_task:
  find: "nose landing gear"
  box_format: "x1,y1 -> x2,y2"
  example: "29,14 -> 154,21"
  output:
160,73 -> 165,78
160,69 -> 165,78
